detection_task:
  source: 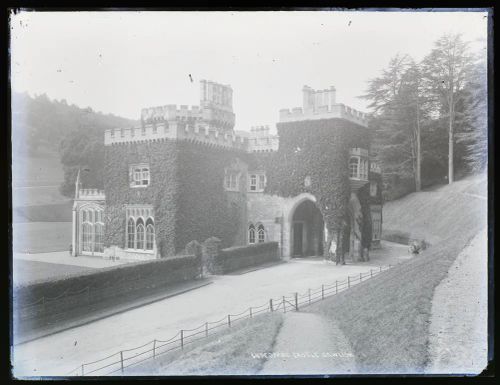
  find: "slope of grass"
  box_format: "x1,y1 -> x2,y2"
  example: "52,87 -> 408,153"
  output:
13,202 -> 73,223
12,222 -> 72,253
304,175 -> 487,373
127,313 -> 284,376
382,174 -> 487,245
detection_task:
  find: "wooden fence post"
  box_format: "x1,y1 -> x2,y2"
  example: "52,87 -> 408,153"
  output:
360,272 -> 363,282
153,340 -> 156,358
380,266 -> 382,272
228,314 -> 231,327
205,322 -> 208,337
295,293 -> 298,311
335,280 -> 338,294
269,299 -> 273,312
370,269 -> 373,278
120,351 -> 124,373
321,285 -> 324,300
249,307 -> 253,318
81,364 -> 84,376
348,276 -> 351,288
180,330 -> 184,349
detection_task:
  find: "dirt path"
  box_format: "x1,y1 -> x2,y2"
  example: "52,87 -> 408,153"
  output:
259,312 -> 355,375
425,229 -> 488,374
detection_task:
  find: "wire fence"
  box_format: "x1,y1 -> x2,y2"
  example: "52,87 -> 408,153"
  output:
64,262 -> 399,376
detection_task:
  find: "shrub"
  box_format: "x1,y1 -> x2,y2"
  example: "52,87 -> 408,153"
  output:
14,254 -> 202,307
214,242 -> 279,274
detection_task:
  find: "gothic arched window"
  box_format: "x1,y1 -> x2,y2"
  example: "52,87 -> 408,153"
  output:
248,224 -> 256,244
136,218 -> 145,250
146,218 -> 155,250
95,223 -> 104,253
127,217 -> 135,249
257,224 -> 265,243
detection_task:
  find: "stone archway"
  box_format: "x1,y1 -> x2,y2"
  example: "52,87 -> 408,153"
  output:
289,198 -> 325,258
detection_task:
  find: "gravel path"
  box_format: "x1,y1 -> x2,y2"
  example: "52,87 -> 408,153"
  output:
260,312 -> 355,375
425,229 -> 488,375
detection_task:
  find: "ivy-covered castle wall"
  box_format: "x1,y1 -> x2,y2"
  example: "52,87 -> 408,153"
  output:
265,118 -> 371,256
103,140 -> 247,258
174,142 -> 246,252
103,140 -> 179,257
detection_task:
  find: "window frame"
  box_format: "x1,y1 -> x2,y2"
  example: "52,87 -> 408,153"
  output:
349,156 -> 360,179
248,172 -> 266,192
130,163 -> 151,188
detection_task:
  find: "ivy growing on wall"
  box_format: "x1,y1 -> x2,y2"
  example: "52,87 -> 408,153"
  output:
175,142 -> 244,251
265,118 -> 371,255
104,140 -> 244,257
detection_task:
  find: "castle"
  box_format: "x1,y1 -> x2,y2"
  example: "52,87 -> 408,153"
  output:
72,80 -> 383,261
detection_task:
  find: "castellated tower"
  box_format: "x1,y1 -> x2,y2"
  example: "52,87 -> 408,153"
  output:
102,80 -> 248,259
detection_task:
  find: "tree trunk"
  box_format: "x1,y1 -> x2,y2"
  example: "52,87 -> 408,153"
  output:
448,97 -> 454,184
415,103 -> 422,191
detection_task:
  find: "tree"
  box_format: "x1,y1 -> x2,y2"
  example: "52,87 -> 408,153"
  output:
362,54 -> 427,193
456,60 -> 488,173
421,34 -> 475,184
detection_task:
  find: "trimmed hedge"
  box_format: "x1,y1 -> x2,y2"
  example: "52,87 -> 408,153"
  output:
213,242 -> 279,274
14,254 -> 202,309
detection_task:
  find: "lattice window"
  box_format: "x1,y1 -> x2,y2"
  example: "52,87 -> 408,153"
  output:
349,157 -> 359,179
129,164 -> 150,187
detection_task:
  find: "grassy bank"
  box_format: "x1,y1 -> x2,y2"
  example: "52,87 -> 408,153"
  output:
127,312 -> 284,375
382,174 -> 487,245
306,232 -> 478,373
305,176 -> 487,373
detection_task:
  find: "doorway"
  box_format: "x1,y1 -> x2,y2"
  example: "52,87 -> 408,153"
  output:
291,199 -> 324,257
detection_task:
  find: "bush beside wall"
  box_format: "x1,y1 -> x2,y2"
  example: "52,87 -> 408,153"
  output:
14,254 -> 202,312
213,242 -> 279,274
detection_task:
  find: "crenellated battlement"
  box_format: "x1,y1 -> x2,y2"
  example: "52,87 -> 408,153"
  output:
77,188 -> 105,200
279,103 -> 368,127
105,121 -> 249,150
141,104 -> 202,122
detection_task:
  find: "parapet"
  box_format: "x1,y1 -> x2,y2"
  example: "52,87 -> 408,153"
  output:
77,188 -> 105,201
141,105 -> 202,123
279,103 -> 368,127
105,120 -> 248,151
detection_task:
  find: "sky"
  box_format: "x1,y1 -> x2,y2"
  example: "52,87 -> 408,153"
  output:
10,10 -> 488,133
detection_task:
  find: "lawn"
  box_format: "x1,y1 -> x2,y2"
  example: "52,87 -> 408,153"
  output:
12,222 -> 72,253
127,312 -> 284,376
13,260 -> 93,286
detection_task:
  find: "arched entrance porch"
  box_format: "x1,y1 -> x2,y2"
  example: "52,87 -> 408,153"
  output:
290,199 -> 324,257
